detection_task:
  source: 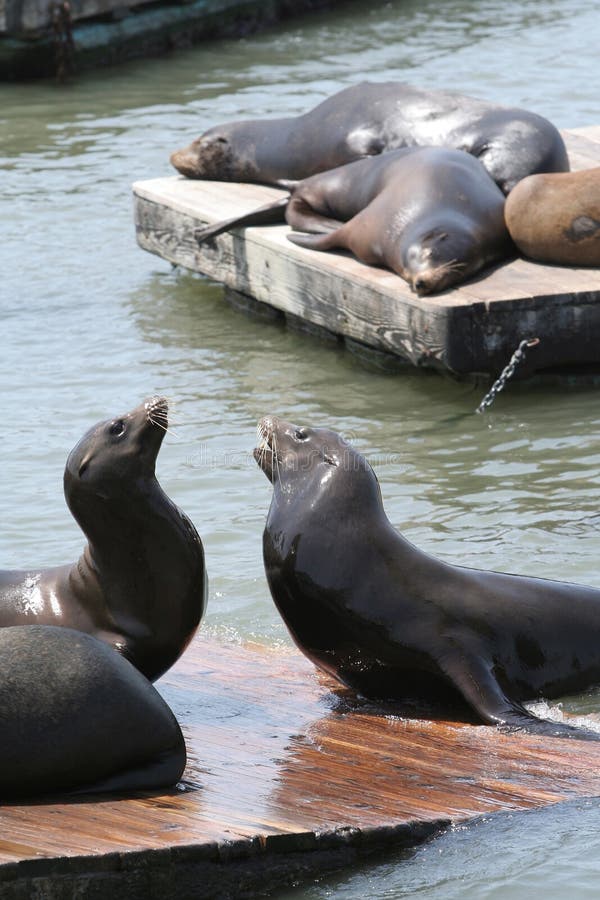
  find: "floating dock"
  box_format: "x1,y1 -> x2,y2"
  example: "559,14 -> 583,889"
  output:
3,634 -> 600,898
134,128 -> 600,378
0,0 -> 337,79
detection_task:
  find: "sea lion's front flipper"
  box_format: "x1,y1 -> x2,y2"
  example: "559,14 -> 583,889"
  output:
444,654 -> 600,742
194,196 -> 289,245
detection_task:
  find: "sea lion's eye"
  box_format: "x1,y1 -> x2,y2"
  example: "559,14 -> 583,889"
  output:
109,420 -> 125,437
294,428 -> 308,441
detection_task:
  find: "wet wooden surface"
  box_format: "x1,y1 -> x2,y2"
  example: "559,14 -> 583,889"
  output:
133,128 -> 600,377
3,633 -> 600,896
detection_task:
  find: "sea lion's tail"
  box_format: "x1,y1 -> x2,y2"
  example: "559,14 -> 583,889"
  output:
195,196 -> 290,245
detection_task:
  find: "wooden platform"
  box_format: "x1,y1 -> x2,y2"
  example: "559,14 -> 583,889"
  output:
134,128 -> 600,378
0,0 -> 337,79
4,634 -> 600,898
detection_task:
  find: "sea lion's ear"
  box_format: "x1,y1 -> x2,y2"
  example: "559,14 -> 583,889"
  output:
78,455 -> 91,478
322,452 -> 338,467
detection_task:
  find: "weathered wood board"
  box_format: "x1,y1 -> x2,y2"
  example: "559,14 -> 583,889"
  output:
133,128 -> 600,377
1,0 -> 331,34
0,0 -> 339,78
2,634 -> 600,898
2,0 -> 150,35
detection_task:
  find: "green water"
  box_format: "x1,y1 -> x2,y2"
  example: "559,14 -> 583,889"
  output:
2,0 -> 600,895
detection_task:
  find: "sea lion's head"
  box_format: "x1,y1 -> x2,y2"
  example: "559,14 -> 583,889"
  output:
254,415 -> 382,514
170,121 -> 262,182
170,130 -> 236,180
64,397 -> 169,511
400,221 -> 475,296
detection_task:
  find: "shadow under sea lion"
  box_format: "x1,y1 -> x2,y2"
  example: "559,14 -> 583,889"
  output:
284,147 -> 514,294
171,81 -> 569,195
254,416 -> 600,741
0,624 -> 186,799
0,398 -> 207,682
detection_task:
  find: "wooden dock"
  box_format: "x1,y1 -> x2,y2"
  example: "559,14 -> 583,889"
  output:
134,128 -> 600,378
0,0 -> 338,79
3,634 -> 600,898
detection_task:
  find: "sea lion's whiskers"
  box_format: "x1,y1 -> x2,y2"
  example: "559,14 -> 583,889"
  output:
434,258 -> 465,276
147,415 -> 180,439
272,431 -> 282,482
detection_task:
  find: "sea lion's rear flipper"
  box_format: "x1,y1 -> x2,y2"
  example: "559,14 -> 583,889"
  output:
445,654 -> 600,742
194,196 -> 289,245
286,231 -> 339,251
286,195 -> 345,235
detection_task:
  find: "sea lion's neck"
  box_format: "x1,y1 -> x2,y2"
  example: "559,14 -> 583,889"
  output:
251,121 -> 292,182
71,483 -> 206,680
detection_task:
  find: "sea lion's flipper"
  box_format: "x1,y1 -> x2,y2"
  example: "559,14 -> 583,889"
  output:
194,196 -> 289,245
286,231 -> 340,251
286,195 -> 345,235
276,179 -> 300,191
444,654 -> 600,742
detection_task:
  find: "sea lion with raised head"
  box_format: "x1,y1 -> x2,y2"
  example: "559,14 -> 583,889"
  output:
504,167 -> 600,266
0,398 -> 207,682
172,81 -> 568,195
254,415 -> 600,741
285,147 -> 513,294
0,624 -> 186,799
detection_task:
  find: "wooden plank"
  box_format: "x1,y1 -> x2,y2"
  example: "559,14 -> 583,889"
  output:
9,0 -> 154,33
0,0 -> 341,78
133,181 -> 460,371
568,125 -> 600,146
1,0 -> 303,35
563,130 -> 600,170
3,635 -> 600,898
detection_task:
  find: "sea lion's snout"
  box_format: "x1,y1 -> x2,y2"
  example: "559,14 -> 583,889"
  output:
254,416 -> 279,481
256,415 -> 275,446
145,396 -> 169,430
170,133 -> 232,180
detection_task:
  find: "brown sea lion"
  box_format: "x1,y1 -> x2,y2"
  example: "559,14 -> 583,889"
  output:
254,415 -> 600,741
0,625 -> 186,799
505,168 -> 600,266
285,147 -> 513,294
172,81 -> 569,195
0,398 -> 207,682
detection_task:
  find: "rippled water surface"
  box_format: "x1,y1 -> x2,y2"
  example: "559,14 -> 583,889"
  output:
2,0 -> 600,895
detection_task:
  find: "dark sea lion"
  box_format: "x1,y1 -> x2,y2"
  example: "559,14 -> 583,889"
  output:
285,147 -> 513,294
254,416 -> 600,741
505,168 -> 600,266
0,398 -> 207,682
0,625 -> 186,799
172,81 -> 568,195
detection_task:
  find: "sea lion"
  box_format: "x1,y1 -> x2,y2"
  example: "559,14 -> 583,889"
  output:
254,415 -> 600,741
504,167 -> 600,266
0,625 -> 186,799
285,147 -> 513,294
172,81 -> 569,195
0,397 -> 207,682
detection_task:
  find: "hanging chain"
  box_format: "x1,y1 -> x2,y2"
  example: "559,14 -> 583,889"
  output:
50,0 -> 75,82
475,338 -> 540,414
